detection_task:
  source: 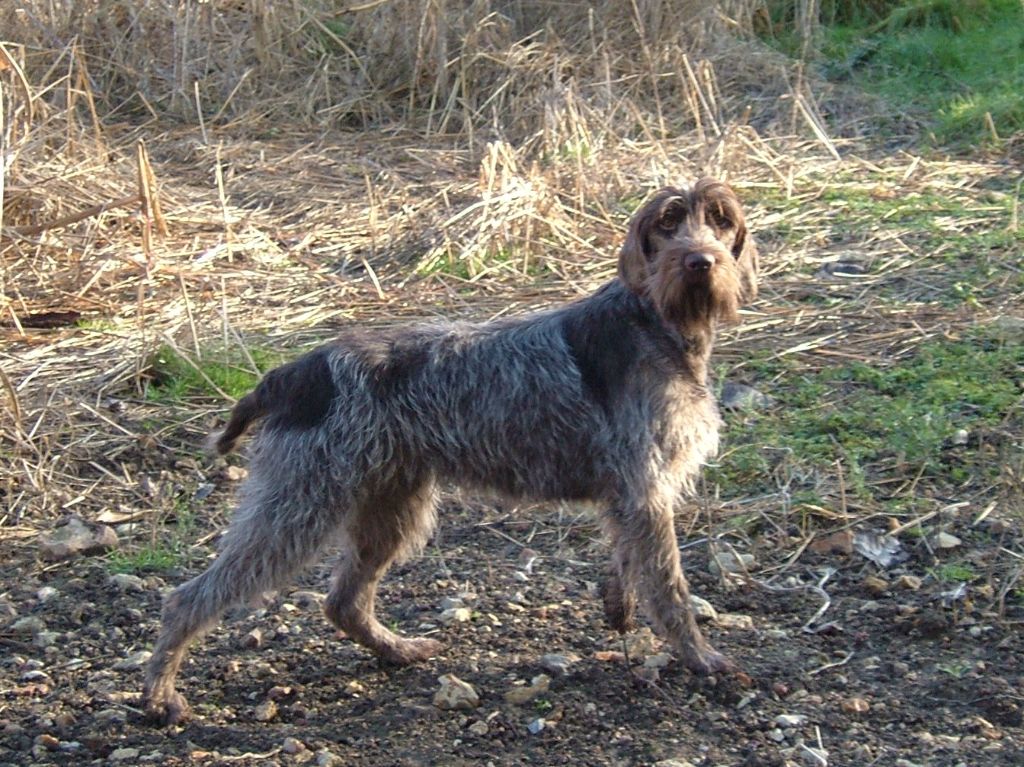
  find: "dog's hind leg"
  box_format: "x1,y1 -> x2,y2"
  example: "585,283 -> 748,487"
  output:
325,477 -> 442,665
143,469 -> 339,725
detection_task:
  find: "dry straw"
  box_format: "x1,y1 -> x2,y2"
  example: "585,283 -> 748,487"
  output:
1,2 -> 1015,546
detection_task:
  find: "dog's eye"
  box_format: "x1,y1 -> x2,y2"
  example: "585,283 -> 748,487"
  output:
657,199 -> 686,230
708,207 -> 733,231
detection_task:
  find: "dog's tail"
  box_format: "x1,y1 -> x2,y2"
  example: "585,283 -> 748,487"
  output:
207,390 -> 265,455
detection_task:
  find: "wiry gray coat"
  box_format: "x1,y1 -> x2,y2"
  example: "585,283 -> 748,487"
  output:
144,178 -> 760,725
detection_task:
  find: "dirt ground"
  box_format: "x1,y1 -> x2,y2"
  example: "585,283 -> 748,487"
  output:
2,481 -> 1022,766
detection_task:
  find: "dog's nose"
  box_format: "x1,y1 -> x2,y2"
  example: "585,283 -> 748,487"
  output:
684,252 -> 714,272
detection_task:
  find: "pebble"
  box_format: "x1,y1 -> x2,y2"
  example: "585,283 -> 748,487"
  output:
433,674 -> 480,711
113,650 -> 152,671
539,653 -> 580,676
896,574 -> 923,591
467,720 -> 489,736
439,596 -> 465,611
224,465 -> 248,482
242,628 -> 263,649
504,674 -> 550,705
527,717 -> 545,734
35,631 -> 61,648
36,587 -> 59,603
720,381 -> 775,411
654,760 -> 696,767
315,749 -> 344,765
689,595 -> 718,621
94,708 -> 128,728
775,714 -> 808,727
809,530 -> 855,555
934,532 -> 962,549
841,697 -> 870,714
254,699 -> 278,722
34,733 -> 60,751
109,747 -> 140,762
644,653 -> 673,669
439,607 -> 472,625
282,737 -> 306,754
768,728 -> 785,742
11,616 -> 46,636
109,573 -> 146,592
709,551 -> 756,576
863,575 -> 889,595
316,750 -> 343,767
715,613 -> 754,630
40,517 -> 119,561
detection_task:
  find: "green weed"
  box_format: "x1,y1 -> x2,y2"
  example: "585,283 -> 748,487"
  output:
144,344 -> 284,403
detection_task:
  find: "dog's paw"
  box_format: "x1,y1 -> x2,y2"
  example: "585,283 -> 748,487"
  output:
380,637 -> 444,665
679,643 -> 735,676
144,689 -> 191,726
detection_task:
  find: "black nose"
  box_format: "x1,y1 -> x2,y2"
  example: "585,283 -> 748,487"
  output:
684,252 -> 714,272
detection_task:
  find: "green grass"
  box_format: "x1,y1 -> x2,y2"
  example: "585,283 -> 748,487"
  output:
107,498 -> 199,574
711,327 -> 1023,503
762,0 -> 1024,146
144,344 -> 285,403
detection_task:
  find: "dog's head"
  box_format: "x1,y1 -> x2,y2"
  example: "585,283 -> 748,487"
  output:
618,179 -> 759,333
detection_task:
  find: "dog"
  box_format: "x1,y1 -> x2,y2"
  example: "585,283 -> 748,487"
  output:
143,178 -> 759,725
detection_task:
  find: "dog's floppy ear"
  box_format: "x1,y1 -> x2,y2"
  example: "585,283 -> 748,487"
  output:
618,189 -> 682,293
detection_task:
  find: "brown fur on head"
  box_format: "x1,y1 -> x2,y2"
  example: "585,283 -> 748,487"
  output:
618,178 -> 759,334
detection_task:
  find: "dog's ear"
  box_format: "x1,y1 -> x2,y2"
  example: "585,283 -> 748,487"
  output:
618,190 -> 682,293
696,178 -> 759,302
736,236 -> 759,302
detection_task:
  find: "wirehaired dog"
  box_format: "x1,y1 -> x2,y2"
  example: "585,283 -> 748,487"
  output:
143,178 -> 759,725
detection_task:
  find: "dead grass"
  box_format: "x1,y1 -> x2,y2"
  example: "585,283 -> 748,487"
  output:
1,3 -> 1021,570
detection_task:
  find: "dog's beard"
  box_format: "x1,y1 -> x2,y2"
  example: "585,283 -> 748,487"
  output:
648,257 -> 741,331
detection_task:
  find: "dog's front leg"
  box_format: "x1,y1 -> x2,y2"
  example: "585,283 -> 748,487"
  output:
613,501 -> 734,675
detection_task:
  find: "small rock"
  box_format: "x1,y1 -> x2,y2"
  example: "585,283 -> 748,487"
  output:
254,699 -> 278,722
689,595 -> 718,622
467,720 -> 489,736
36,586 -> 59,603
841,697 -> 870,715
433,674 -> 479,711
267,685 -> 294,701
224,465 -> 248,481
113,650 -> 152,671
439,596 -> 465,611
768,727 -> 785,742
34,733 -> 60,751
504,674 -> 550,705
715,613 -> 754,630
11,616 -> 46,636
40,517 -> 119,561
624,627 -> 659,656
345,680 -> 366,696
775,714 -> 808,727
94,708 -> 127,728
316,750 -> 343,767
896,574 -> 923,591
35,631 -> 61,648
593,650 -> 626,663
109,747 -> 140,762
109,573 -> 145,592
242,628 -> 263,649
934,532 -> 962,549
655,760 -> 697,767
720,381 -> 775,411
527,717 -> 545,734
810,530 -> 855,555
644,653 -> 673,669
863,575 -> 890,595
439,607 -> 472,625
539,653 -> 580,676
282,737 -> 306,754
709,551 -> 756,576
951,429 -> 969,446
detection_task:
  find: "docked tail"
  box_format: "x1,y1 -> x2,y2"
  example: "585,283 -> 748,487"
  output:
207,391 -> 265,455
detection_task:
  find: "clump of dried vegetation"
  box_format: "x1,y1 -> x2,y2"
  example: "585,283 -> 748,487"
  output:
1,1 -> 1021,574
